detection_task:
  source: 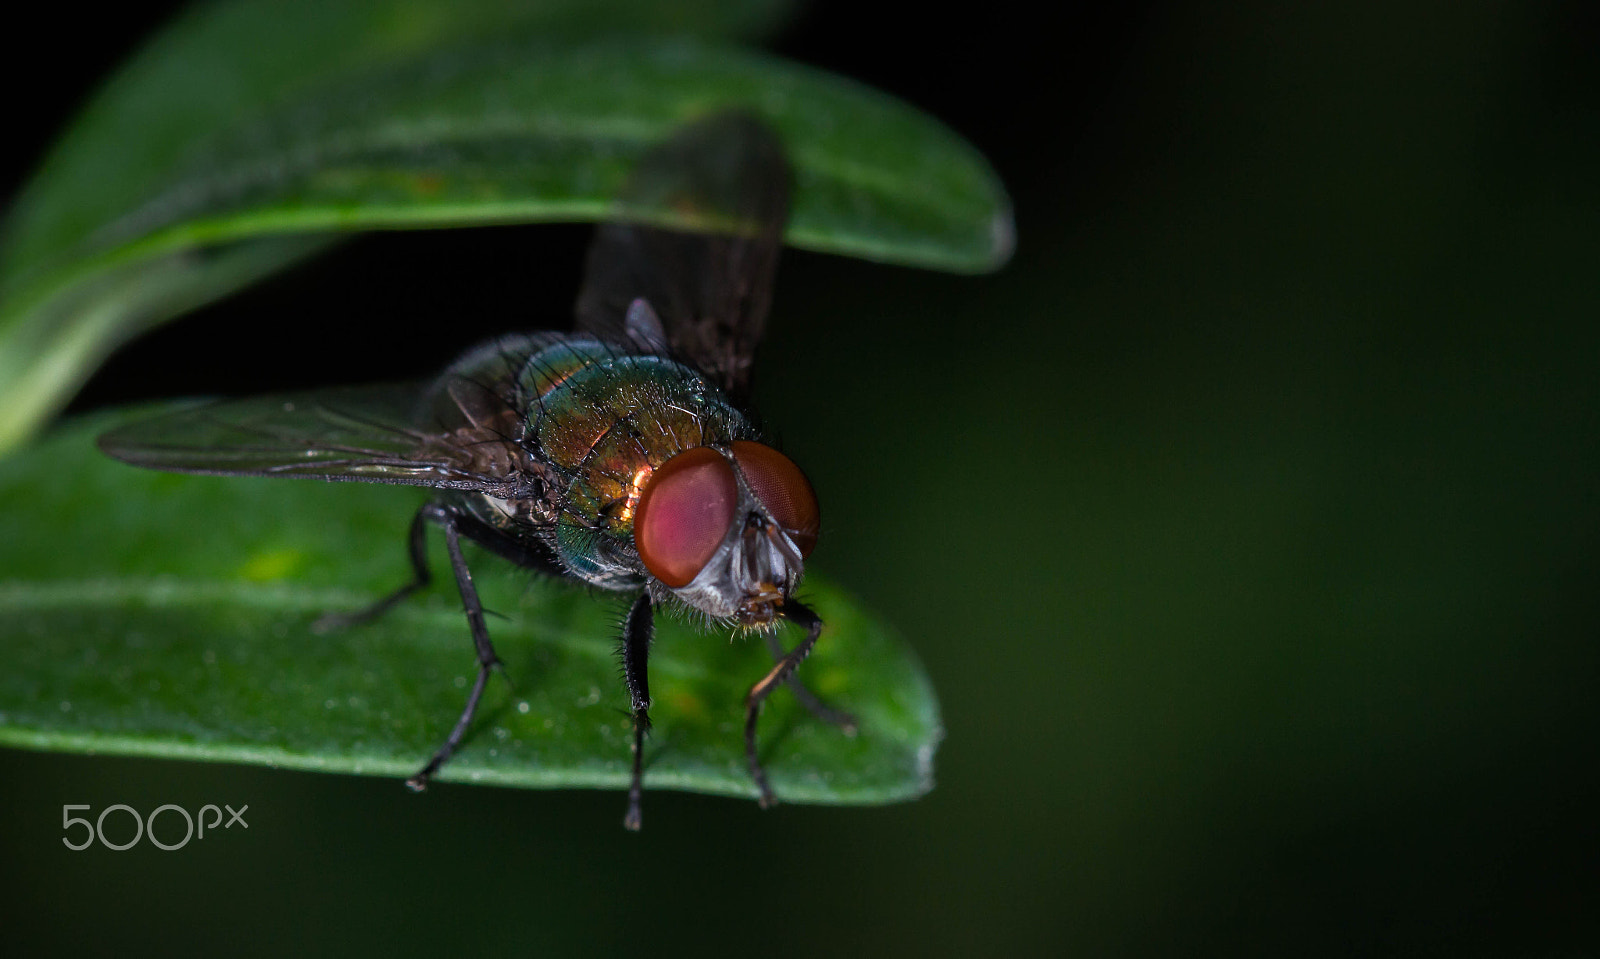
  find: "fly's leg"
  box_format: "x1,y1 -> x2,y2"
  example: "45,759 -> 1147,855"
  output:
762,630 -> 857,734
745,599 -> 825,809
619,592 -> 654,831
311,506 -> 432,633
315,500 -> 559,791
406,502 -> 506,791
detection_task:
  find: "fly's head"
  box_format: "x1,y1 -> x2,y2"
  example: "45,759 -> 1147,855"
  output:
632,441 -> 819,626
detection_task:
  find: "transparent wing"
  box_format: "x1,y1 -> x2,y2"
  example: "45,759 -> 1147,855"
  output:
574,112 -> 791,401
98,380 -> 538,498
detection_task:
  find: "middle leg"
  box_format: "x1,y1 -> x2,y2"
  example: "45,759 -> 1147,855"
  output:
620,592 -> 654,831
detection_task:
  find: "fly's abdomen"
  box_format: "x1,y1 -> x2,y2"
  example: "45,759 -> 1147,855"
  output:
520,338 -> 750,587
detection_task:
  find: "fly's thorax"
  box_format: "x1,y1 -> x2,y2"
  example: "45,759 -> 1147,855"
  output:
518,338 -> 752,589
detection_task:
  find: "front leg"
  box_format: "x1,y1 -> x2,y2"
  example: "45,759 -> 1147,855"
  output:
620,591 -> 654,831
744,599 -> 825,809
762,629 -> 857,733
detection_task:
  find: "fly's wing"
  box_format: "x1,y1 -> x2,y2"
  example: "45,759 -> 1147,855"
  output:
574,112 -> 791,401
98,381 -> 539,499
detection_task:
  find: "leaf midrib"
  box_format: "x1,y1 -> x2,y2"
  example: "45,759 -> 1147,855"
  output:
0,576 -> 764,684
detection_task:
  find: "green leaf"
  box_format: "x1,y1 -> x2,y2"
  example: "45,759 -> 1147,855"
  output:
0,0 -> 1012,451
0,409 -> 942,806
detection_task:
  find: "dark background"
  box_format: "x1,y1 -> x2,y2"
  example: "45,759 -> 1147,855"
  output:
4,1 -> 1599,954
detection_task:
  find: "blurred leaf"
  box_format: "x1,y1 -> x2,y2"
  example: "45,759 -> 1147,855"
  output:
0,0 -> 1012,450
0,410 -> 942,807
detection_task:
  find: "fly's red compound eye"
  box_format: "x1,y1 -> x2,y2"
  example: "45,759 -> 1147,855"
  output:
634,446 -> 738,588
731,440 -> 820,557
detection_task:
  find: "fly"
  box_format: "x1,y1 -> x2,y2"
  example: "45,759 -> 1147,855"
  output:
97,113 -> 855,831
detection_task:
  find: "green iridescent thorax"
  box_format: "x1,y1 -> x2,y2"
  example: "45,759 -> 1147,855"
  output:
519,337 -> 753,586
